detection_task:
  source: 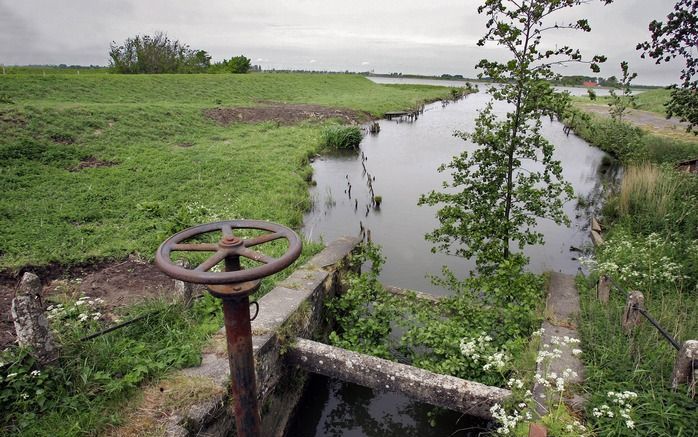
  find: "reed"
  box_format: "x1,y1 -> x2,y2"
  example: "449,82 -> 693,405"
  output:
618,163 -> 678,225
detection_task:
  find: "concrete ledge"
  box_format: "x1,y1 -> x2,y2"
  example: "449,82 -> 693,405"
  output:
533,273 -> 586,415
306,236 -> 361,269
384,285 -> 442,303
287,338 -> 510,419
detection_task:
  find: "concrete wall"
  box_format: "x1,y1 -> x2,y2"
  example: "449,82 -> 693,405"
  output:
165,236 -> 360,437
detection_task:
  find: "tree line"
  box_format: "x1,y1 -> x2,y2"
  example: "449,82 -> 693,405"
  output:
108,32 -> 254,74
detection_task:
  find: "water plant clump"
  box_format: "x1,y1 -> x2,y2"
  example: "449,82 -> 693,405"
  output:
320,125 -> 363,150
328,244 -> 544,387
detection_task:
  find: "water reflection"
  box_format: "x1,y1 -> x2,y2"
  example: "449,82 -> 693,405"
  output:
303,91 -> 616,294
287,375 -> 492,437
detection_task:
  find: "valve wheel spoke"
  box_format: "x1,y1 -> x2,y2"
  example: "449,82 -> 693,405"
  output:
195,250 -> 228,272
172,243 -> 219,252
239,248 -> 276,264
243,232 -> 284,247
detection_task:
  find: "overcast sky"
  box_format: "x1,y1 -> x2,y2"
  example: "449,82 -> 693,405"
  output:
0,0 -> 685,85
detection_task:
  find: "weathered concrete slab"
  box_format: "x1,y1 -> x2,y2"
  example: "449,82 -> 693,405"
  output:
252,287 -> 312,335
287,338 -> 510,419
307,236 -> 361,269
533,273 -> 586,415
546,272 -> 580,328
277,268 -> 329,292
591,217 -> 602,233
384,285 -> 442,303
590,230 -> 604,247
537,322 -> 584,384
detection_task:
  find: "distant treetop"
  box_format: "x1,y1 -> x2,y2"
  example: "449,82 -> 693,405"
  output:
109,32 -> 212,74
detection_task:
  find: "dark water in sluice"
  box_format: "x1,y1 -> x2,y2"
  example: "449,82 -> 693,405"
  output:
288,80 -> 619,436
287,374 -> 493,437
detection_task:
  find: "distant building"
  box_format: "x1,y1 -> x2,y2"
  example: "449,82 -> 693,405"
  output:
582,80 -> 599,87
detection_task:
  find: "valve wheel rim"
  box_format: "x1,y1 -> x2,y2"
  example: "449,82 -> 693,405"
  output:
155,220 -> 302,285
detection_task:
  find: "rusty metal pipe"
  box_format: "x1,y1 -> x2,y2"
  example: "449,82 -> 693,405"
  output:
222,295 -> 261,437
155,220 -> 302,437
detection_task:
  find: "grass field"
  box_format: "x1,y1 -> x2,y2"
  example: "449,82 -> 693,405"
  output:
0,72 -> 452,435
572,88 -> 671,115
0,73 -> 452,271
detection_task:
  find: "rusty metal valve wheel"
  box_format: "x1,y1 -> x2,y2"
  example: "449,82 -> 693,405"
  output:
155,220 -> 302,287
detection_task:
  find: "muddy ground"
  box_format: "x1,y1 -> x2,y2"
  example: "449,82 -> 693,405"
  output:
203,103 -> 370,126
1,259 -> 203,349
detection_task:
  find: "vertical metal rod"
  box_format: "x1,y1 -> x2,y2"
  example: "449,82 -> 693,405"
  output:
222,295 -> 261,437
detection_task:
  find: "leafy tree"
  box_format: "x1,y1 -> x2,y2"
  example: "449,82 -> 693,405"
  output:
226,55 -> 251,74
420,0 -> 611,272
637,0 -> 698,133
109,32 -> 211,74
607,61 -> 638,122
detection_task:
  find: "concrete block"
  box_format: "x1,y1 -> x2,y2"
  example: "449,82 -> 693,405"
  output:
307,236 -> 361,269
251,287 -> 312,335
277,268 -> 328,293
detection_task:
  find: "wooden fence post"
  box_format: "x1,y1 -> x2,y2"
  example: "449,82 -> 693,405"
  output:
529,423 -> 547,437
671,340 -> 698,397
622,291 -> 644,333
596,275 -> 611,304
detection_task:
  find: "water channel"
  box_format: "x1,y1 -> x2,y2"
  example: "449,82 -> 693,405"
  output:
287,78 -> 619,436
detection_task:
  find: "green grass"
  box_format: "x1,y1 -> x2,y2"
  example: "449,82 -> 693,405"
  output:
0,72 -> 454,435
0,73 -> 449,116
578,274 -> 698,437
0,246 -> 317,436
561,110 -> 698,164
320,125 -> 363,150
572,88 -> 671,116
0,73 -> 451,271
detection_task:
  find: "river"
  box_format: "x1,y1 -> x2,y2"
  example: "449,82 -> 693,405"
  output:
287,78 -> 618,436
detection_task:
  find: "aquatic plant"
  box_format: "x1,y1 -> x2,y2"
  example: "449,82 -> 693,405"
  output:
320,125 -> 363,150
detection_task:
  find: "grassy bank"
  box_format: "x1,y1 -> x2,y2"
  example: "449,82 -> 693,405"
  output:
565,88 -> 698,436
573,88 -> 671,116
562,110 -> 698,164
577,165 -> 698,436
0,72 -> 452,435
0,73 -> 451,271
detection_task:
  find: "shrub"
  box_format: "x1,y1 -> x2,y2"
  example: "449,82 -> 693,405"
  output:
109,32 -> 211,74
320,125 -> 363,150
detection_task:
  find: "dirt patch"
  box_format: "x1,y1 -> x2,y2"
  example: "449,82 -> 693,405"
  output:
176,142 -> 194,148
203,103 -> 370,126
50,134 -> 75,144
0,111 -> 27,127
0,259 -> 204,349
71,156 -> 117,171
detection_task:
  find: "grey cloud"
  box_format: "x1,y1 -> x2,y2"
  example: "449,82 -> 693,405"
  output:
0,0 -> 684,84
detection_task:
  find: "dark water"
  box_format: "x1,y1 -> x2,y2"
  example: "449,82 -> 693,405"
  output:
289,81 -> 616,437
287,374 -> 493,437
